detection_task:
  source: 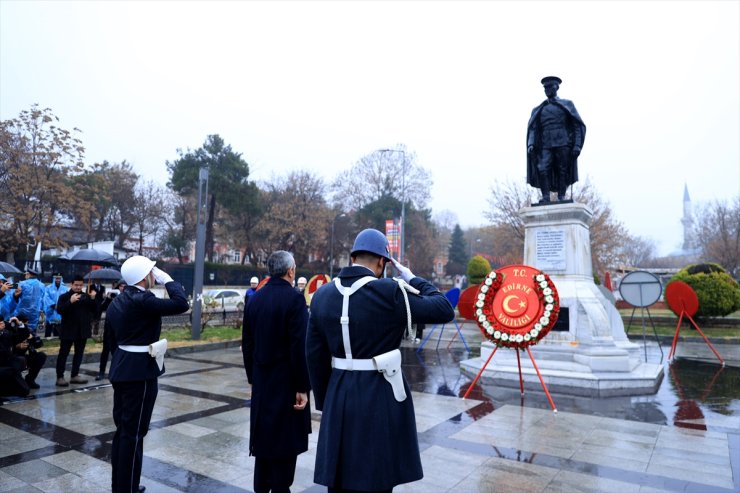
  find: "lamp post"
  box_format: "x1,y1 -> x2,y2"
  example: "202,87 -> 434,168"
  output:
330,213 -> 346,278
191,167 -> 209,340
379,148 -> 407,263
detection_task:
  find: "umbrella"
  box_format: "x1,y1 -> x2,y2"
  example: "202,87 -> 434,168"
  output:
59,248 -> 118,267
0,261 -> 22,276
84,268 -> 122,282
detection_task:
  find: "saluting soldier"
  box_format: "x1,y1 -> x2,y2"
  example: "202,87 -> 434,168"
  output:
106,256 -> 188,493
306,229 -> 455,493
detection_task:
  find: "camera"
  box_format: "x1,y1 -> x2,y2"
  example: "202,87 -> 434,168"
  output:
8,323 -> 44,352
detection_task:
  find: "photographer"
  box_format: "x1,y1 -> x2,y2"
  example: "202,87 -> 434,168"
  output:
0,274 -> 19,321
43,273 -> 67,338
0,315 -> 47,396
55,275 -> 98,387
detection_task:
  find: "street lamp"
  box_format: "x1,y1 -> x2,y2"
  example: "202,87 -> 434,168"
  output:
379,148 -> 407,263
330,213 -> 346,278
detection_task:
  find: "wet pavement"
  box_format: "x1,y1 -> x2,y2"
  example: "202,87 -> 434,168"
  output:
0,322 -> 738,492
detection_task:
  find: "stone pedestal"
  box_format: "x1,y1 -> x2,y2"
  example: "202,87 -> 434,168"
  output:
460,202 -> 663,396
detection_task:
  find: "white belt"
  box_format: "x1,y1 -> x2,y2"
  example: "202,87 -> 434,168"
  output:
332,349 -> 406,402
332,356 -> 375,371
118,345 -> 149,352
119,339 -> 168,370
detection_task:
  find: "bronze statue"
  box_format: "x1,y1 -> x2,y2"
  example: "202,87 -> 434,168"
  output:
527,76 -> 586,203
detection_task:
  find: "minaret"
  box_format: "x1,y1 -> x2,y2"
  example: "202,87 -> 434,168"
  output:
680,183 -> 693,251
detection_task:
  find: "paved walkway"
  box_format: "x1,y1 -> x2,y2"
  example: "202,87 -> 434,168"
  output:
0,330 -> 738,492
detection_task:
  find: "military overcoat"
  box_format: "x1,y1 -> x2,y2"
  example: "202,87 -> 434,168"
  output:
306,265 -> 454,491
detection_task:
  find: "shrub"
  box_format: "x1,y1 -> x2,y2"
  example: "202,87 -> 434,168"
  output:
467,255 -> 492,285
669,263 -> 740,317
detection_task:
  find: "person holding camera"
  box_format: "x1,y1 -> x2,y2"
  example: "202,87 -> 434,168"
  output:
55,275 -> 98,387
0,274 -> 19,321
0,315 -> 47,396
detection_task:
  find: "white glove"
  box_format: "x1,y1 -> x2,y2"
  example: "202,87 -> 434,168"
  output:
152,266 -> 174,285
391,258 -> 414,283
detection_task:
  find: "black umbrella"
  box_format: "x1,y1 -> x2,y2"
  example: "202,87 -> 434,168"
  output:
84,268 -> 122,282
0,261 -> 22,276
60,249 -> 118,267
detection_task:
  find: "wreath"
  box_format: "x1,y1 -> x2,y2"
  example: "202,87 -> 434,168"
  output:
474,267 -> 560,349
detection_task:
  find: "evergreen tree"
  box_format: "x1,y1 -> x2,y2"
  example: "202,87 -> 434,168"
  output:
446,224 -> 468,275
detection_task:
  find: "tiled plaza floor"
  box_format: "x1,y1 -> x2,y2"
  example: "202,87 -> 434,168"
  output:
0,325 -> 738,492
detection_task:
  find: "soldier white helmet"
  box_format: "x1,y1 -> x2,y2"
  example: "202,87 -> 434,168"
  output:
121,256 -> 156,285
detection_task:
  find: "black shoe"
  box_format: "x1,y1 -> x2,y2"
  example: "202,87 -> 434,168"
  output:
137,486 -> 146,492
95,373 -> 105,381
25,376 -> 40,389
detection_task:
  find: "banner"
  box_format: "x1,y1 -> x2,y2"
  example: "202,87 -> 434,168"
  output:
385,219 -> 401,259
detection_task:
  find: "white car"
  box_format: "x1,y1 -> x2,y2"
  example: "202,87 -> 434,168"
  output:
201,289 -> 245,312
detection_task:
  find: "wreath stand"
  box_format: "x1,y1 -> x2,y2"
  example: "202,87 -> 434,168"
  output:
665,281 -> 725,366
462,345 -> 557,412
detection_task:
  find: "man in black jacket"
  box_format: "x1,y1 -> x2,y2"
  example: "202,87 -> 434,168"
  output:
55,275 -> 98,386
242,250 -> 311,493
107,256 -> 188,493
0,316 -> 47,396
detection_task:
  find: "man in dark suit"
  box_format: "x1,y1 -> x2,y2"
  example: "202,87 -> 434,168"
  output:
527,76 -> 586,203
107,256 -> 189,493
306,229 -> 455,493
55,275 -> 98,386
242,250 -> 311,493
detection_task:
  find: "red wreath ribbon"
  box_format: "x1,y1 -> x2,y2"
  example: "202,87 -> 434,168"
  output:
474,266 -> 560,349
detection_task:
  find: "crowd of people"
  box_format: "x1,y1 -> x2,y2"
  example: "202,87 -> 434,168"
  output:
0,268 -> 122,397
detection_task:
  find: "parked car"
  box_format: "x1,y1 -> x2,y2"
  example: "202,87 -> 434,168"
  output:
199,289 -> 245,312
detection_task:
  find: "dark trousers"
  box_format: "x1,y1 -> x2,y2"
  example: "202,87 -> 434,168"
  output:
329,488 -> 392,493
25,351 -> 46,382
538,146 -> 571,194
111,379 -> 158,493
44,322 -> 59,338
99,327 -> 113,375
56,338 -> 87,378
254,455 -> 297,493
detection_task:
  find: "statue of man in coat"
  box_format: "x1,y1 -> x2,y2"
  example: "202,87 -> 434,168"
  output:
242,250 -> 311,493
527,76 -> 586,203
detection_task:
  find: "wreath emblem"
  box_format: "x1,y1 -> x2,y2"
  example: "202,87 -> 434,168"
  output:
474,265 -> 560,349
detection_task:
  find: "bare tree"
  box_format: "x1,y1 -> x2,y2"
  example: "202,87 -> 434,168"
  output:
160,191 -> 196,264
331,144 -> 431,211
253,171 -> 332,267
130,180 -> 167,255
692,198 -> 740,276
484,178 -> 631,275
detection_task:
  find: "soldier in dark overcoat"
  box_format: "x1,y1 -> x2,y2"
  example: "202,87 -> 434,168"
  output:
242,250 -> 311,493
107,256 -> 189,493
306,229 -> 455,492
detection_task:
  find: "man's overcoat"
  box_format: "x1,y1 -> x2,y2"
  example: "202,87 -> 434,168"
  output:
526,97 -> 586,190
242,276 -> 311,459
306,265 -> 455,491
56,290 -> 98,341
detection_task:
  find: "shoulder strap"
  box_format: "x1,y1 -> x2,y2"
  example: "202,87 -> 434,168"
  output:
333,276 -> 376,367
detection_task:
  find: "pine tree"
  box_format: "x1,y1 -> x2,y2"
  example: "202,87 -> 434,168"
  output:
446,224 -> 468,275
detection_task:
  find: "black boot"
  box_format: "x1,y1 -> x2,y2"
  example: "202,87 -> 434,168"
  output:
25,374 -> 40,389
538,172 -> 551,203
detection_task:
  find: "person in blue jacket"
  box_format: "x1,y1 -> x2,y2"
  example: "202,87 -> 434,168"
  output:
0,275 -> 19,321
106,256 -> 189,493
14,268 -> 44,332
306,229 -> 455,493
43,273 -> 67,338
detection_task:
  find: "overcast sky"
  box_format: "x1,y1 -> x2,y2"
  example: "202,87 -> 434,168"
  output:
2,0 -> 738,257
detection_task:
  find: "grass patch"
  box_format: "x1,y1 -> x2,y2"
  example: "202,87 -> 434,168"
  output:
38,325 -> 242,355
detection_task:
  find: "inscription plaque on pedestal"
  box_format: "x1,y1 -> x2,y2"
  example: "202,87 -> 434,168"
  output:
536,230 -> 566,270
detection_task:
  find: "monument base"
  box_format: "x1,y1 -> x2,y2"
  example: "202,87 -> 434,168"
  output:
460,342 -> 664,397
460,202 -> 664,397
